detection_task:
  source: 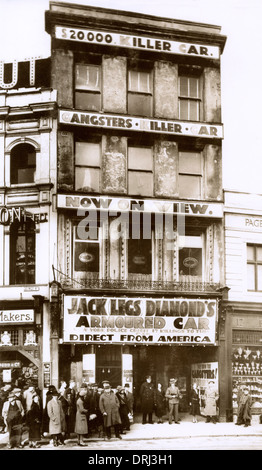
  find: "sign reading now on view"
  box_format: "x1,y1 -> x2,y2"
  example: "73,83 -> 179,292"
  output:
63,296 -> 218,345
55,26 -> 220,59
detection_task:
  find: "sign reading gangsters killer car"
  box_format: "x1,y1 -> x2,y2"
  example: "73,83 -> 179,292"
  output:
63,296 -> 217,345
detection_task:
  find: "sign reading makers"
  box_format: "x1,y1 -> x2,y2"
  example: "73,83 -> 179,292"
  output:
0,310 -> 34,324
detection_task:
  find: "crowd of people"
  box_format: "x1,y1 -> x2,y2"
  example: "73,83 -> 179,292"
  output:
0,379 -> 134,449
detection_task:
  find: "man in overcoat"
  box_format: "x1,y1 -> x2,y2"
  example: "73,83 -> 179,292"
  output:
99,384 -> 122,440
47,389 -> 66,446
139,375 -> 155,424
204,380 -> 219,423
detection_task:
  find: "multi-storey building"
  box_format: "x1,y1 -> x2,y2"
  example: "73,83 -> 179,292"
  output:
45,2 -> 228,418
0,56 -> 57,391
224,191 -> 262,422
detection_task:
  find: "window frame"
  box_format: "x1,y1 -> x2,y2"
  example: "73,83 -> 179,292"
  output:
178,235 -> 204,281
75,140 -> 101,193
74,63 -> 102,111
10,220 -> 36,285
127,68 -> 153,117
178,151 -> 203,200
10,143 -> 36,185
73,224 -> 101,275
128,144 -> 154,197
178,75 -> 202,121
247,244 -> 262,292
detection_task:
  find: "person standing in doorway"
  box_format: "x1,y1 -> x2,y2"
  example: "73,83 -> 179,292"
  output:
165,378 -> 181,424
140,375 -> 155,425
204,380 -> 219,423
155,383 -> 166,423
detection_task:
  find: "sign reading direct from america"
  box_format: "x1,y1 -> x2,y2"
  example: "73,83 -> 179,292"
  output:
59,110 -> 223,139
55,26 -> 220,59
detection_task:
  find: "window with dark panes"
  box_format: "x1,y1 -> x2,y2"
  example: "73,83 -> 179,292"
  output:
179,76 -> 202,121
128,145 -> 153,197
128,217 -> 152,276
128,69 -> 152,116
75,141 -> 101,192
75,64 -> 101,111
73,225 -> 99,274
10,144 -> 36,184
10,221 -> 35,285
178,236 -> 203,280
247,244 -> 262,291
178,151 -> 203,199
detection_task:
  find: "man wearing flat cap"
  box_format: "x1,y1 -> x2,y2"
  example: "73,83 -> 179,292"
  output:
2,392 -> 25,448
165,378 -> 181,424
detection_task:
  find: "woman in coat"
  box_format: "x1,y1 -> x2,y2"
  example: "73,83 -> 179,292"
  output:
75,390 -> 89,446
27,394 -> 42,448
189,383 -> 200,423
99,384 -> 122,440
155,383 -> 166,423
116,388 -> 130,432
47,390 -> 66,447
204,381 -> 219,423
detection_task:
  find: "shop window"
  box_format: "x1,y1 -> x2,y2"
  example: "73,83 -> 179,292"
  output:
10,143 -> 36,184
178,151 -> 203,199
75,64 -> 101,111
247,244 -> 262,291
178,235 -> 202,281
128,145 -> 153,196
179,76 -> 202,121
73,225 -> 100,274
128,69 -> 153,116
10,220 -> 35,285
75,141 -> 101,192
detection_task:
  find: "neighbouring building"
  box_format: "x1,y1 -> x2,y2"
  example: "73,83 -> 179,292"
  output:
224,191 -> 262,422
0,56 -> 57,391
45,2 -> 229,418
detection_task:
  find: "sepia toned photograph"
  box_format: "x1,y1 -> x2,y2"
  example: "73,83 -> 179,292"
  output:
0,0 -> 262,454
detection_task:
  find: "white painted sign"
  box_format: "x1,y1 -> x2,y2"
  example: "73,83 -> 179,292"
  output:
59,110 -> 223,139
63,296 -> 218,345
0,310 -> 34,324
55,26 -> 220,59
57,194 -> 223,218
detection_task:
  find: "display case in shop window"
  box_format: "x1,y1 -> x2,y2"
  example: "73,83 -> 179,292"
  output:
232,345 -> 262,412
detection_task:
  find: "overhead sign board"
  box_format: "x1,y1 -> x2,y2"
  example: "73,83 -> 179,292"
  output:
59,110 -> 223,139
55,26 -> 220,59
57,194 -> 223,218
63,295 -> 218,345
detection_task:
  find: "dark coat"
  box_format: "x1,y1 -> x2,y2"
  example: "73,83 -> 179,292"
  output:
155,389 -> 166,418
27,402 -> 42,441
140,382 -> 155,413
99,391 -> 121,427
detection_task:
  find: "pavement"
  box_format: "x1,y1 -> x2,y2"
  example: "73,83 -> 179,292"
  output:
0,413 -> 262,449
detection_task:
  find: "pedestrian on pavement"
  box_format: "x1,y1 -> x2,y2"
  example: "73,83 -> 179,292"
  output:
155,383 -> 166,423
124,384 -> 134,415
75,389 -> 89,446
2,391 -> 25,449
235,384 -> 245,425
64,388 -> 76,439
204,380 -> 219,423
47,389 -> 66,447
27,393 -> 42,448
140,375 -> 155,425
0,388 -> 6,433
235,386 -> 253,427
116,387 -> 131,432
165,378 -> 181,424
42,385 -> 57,436
23,381 -> 36,415
189,383 -> 200,423
99,384 -> 122,440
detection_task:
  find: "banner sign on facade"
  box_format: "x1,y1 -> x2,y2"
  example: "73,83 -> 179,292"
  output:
0,361 -> 21,369
57,194 -> 223,218
55,26 -> 220,59
0,310 -> 34,324
63,296 -> 218,345
59,110 -> 223,139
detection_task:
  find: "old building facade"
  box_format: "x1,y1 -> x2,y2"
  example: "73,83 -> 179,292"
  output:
45,2 -> 228,418
224,191 -> 262,421
0,57 -> 57,391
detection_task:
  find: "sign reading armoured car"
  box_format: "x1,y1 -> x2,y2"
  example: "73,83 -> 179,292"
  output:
63,296 -> 217,345
55,26 -> 220,59
59,110 -> 223,139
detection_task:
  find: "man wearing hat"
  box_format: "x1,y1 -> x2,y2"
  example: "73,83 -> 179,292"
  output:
2,391 -> 25,448
99,383 -> 122,440
139,375 -> 155,425
165,378 -> 181,424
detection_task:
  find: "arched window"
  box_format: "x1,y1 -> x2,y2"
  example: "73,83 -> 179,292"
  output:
10,220 -> 35,285
10,143 -> 36,184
